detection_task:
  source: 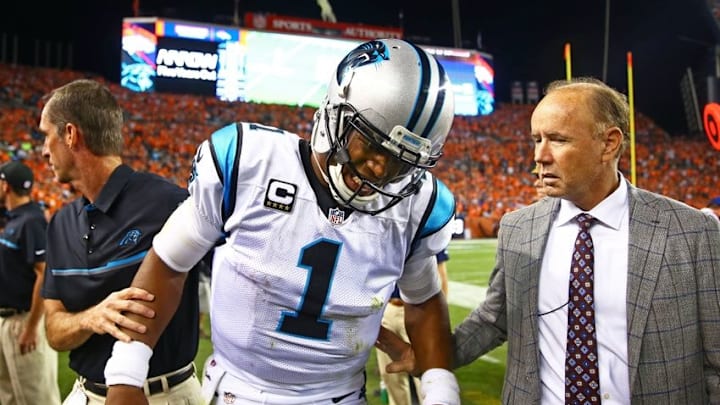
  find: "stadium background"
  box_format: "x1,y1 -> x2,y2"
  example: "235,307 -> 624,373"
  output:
1,0 -> 719,404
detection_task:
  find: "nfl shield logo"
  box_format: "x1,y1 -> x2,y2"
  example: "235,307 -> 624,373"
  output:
328,207 -> 345,225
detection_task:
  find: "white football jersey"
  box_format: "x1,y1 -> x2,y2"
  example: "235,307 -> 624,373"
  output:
165,122 -> 454,394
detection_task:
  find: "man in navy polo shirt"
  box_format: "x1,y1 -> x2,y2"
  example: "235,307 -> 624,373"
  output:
38,79 -> 204,404
0,160 -> 61,404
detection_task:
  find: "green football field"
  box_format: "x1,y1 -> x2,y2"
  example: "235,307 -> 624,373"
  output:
56,239 -> 506,404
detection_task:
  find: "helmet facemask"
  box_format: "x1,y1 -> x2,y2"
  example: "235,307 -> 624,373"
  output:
314,101 -> 435,215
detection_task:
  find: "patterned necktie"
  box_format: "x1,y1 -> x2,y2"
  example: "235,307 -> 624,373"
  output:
565,213 -> 601,404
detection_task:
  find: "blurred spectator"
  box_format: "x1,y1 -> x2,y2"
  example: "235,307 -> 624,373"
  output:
0,62 -> 718,238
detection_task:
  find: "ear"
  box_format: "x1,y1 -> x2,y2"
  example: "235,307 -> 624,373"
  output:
601,127 -> 623,162
64,122 -> 78,149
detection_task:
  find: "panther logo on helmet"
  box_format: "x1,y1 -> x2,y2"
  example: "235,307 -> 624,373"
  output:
336,40 -> 389,86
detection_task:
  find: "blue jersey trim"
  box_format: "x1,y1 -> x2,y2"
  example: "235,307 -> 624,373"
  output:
0,238 -> 19,250
210,123 -> 240,221
419,178 -> 455,238
50,250 -> 148,276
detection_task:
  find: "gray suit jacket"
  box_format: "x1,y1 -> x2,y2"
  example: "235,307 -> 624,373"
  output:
453,183 -> 720,404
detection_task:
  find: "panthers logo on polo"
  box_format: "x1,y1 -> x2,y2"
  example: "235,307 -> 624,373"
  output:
119,229 -> 142,247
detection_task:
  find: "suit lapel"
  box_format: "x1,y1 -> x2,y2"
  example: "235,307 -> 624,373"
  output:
625,187 -> 669,392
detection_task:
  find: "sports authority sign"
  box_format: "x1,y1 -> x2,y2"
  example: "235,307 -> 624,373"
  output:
244,12 -> 403,41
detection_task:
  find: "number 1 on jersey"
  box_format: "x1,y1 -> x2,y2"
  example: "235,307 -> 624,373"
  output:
277,239 -> 341,340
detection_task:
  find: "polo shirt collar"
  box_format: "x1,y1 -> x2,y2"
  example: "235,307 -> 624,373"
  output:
5,201 -> 36,219
79,164 -> 134,214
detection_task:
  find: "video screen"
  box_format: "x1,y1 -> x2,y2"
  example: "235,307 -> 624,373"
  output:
120,21 -> 158,92
238,31 -> 355,106
154,36 -> 218,96
121,18 -> 495,116
426,47 -> 495,116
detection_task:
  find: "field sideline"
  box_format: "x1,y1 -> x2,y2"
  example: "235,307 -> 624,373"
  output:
56,239 -> 507,404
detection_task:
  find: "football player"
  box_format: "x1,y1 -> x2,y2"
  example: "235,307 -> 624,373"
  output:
105,38 -> 460,405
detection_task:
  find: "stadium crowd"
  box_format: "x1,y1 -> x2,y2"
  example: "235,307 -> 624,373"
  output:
1,62 -> 718,236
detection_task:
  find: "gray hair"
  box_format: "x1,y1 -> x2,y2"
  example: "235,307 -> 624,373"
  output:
44,79 -> 124,156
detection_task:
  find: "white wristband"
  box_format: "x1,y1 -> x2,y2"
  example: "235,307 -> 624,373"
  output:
420,368 -> 460,405
104,340 -> 153,387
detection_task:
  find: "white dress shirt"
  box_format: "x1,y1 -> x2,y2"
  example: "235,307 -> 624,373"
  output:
538,175 -> 631,404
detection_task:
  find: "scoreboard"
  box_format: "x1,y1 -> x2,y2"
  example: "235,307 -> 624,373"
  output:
121,17 -> 495,116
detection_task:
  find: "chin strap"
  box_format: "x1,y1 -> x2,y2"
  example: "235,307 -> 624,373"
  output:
311,147 -> 379,209
328,163 -> 379,206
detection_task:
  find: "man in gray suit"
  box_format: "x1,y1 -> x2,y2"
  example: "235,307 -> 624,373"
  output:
377,77 -> 720,403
